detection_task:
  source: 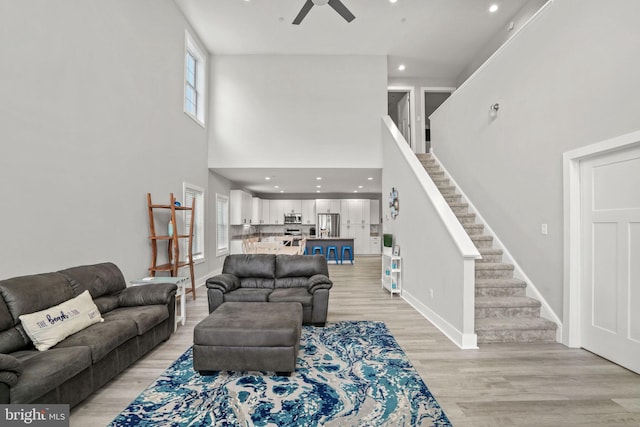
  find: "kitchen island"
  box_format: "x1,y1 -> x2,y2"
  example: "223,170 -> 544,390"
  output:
305,238 -> 354,263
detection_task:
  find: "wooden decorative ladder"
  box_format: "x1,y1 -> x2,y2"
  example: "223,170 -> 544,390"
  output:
147,193 -> 196,299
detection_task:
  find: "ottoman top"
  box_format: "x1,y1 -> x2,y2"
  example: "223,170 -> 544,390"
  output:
194,302 -> 302,347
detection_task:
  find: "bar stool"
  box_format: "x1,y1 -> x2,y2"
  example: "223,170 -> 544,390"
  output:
340,245 -> 353,264
312,246 -> 323,255
326,246 -> 339,264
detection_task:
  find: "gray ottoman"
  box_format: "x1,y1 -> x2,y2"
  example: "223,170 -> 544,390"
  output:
193,302 -> 302,376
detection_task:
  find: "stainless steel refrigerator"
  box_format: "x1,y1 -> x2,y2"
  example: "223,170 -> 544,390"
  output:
317,213 -> 340,238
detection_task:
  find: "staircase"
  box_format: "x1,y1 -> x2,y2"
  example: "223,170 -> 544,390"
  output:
416,153 -> 557,343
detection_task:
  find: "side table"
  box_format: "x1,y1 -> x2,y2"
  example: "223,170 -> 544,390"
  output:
130,276 -> 187,330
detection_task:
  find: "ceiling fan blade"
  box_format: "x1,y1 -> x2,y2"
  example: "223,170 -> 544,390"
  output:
292,0 -> 314,25
327,0 -> 355,23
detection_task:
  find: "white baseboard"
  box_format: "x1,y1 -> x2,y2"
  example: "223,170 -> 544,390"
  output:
402,290 -> 478,349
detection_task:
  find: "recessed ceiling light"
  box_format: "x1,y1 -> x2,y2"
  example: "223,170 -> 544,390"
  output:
316,177 -> 322,180
280,190 -> 284,193
398,64 -> 406,71
274,185 -> 279,188
368,177 -> 373,180
390,0 -> 398,3
316,190 -> 321,193
265,177 -> 271,180
316,185 -> 321,188
358,185 -> 363,189
353,190 -> 358,193
489,4 -> 499,13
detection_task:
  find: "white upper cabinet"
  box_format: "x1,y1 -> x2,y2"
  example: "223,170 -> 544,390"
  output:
261,199 -> 270,224
301,200 -> 316,224
252,197 -> 262,224
316,199 -> 341,214
370,200 -> 380,224
230,190 -> 253,225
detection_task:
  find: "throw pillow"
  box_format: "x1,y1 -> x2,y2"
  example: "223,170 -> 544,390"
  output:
19,290 -> 104,351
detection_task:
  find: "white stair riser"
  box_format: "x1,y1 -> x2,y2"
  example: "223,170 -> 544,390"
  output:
477,329 -> 556,344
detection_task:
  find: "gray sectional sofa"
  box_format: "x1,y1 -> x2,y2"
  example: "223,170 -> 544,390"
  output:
206,254 -> 333,326
0,262 -> 176,407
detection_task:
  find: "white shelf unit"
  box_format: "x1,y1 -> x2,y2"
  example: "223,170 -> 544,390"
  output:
381,248 -> 401,296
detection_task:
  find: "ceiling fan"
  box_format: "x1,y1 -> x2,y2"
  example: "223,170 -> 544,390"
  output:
292,0 -> 356,25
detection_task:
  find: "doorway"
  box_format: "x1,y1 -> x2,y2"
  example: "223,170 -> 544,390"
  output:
387,87 -> 415,149
564,131 -> 640,374
421,87 -> 455,153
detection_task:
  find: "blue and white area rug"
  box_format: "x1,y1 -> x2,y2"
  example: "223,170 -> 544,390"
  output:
109,321 -> 452,426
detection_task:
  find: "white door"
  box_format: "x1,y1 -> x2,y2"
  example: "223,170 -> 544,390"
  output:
580,145 -> 640,374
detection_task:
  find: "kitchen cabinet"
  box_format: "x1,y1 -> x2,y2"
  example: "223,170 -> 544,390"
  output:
281,199 -> 302,214
315,199 -> 341,214
269,200 -> 283,224
261,200 -> 270,224
230,190 -> 252,225
370,200 -> 380,224
341,199 -> 370,227
301,200 -> 316,224
369,236 -> 381,254
252,197 -> 263,224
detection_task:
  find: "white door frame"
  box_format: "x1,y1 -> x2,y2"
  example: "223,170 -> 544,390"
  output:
420,87 -> 456,153
387,86 -> 416,152
562,130 -> 640,347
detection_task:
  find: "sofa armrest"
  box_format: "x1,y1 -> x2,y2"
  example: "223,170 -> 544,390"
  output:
118,283 -> 177,307
307,274 -> 333,293
206,274 -> 240,293
0,354 -> 22,387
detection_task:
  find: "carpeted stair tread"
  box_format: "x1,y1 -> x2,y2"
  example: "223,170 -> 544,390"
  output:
475,278 -> 526,288
475,317 -> 557,332
475,296 -> 541,308
478,248 -> 503,256
475,262 -> 514,271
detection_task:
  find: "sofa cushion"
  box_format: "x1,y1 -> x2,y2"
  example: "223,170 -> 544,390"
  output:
53,319 -> 137,363
103,306 -> 169,335
268,288 -> 313,308
19,291 -> 104,351
224,288 -> 273,303
10,346 -> 92,404
93,295 -> 120,314
223,254 -> 275,285
276,254 -> 329,278
58,262 -> 126,299
0,272 -> 75,323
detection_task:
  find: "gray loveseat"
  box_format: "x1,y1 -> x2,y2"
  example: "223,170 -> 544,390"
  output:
206,254 -> 333,326
0,262 -> 176,408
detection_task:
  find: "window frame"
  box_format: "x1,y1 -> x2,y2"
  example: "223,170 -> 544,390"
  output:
216,193 -> 230,257
183,182 -> 205,264
183,30 -> 206,127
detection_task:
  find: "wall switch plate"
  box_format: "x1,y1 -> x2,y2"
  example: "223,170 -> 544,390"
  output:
541,223 -> 548,235
430,288 -> 434,298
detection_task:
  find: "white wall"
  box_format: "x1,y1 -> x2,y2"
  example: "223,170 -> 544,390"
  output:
0,1 -> 209,281
430,0 -> 640,318
209,55 -> 387,169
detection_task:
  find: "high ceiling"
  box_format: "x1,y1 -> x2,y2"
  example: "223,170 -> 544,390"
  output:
174,0 -> 534,194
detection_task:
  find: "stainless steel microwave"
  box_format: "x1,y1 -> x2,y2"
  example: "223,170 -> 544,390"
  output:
284,213 -> 302,224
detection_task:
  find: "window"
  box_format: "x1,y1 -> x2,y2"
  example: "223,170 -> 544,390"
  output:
216,194 -> 229,256
183,183 -> 205,262
184,30 -> 206,126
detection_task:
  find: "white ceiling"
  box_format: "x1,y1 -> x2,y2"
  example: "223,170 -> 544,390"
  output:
175,0 -> 533,195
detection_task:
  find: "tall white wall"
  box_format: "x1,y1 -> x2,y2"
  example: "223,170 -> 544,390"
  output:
0,1 -> 209,281
209,55 -> 387,169
430,0 -> 640,317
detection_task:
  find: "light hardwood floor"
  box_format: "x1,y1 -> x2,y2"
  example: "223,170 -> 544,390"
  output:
71,256 -> 640,426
